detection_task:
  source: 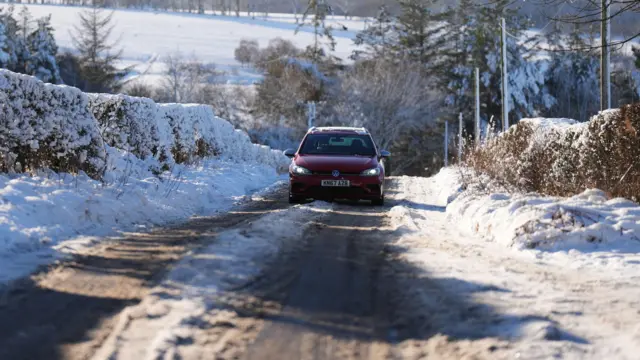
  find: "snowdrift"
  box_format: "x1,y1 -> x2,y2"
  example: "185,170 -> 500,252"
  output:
437,167 -> 640,252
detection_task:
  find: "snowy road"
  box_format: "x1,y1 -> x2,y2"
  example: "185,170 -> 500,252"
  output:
1,177 -> 640,359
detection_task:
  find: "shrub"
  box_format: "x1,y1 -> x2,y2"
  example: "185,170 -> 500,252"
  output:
88,93 -> 174,167
0,70 -> 106,177
467,103 -> 640,200
0,69 -> 288,178
234,39 -> 259,66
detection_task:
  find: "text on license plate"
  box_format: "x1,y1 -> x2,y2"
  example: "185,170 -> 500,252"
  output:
321,180 -> 350,187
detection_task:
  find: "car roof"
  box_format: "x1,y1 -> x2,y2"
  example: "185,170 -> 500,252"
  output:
307,126 -> 369,135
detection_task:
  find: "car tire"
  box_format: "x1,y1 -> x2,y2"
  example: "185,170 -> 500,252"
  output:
372,196 -> 384,206
289,194 -> 303,204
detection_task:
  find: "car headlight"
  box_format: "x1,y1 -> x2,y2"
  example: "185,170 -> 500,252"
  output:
360,167 -> 380,177
291,164 -> 312,176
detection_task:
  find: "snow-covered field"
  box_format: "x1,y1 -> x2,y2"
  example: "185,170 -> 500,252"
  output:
17,4 -> 362,85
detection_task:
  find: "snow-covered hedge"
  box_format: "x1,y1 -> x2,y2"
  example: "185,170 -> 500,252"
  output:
468,103 -> 640,200
0,70 -> 288,178
88,93 -> 174,167
159,103 -> 289,170
0,70 -> 106,177
89,96 -> 288,171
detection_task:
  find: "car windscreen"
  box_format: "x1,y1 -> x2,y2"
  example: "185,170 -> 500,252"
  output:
299,134 -> 377,156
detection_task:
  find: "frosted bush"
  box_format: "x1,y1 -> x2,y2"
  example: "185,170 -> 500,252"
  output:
88,93 -> 174,167
468,103 -> 640,200
0,69 -> 287,178
0,70 -> 106,176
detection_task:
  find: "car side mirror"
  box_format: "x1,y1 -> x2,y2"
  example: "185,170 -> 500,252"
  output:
379,150 -> 391,158
283,149 -> 296,158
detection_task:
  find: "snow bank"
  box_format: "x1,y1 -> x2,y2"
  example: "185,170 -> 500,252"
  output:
0,149 -> 283,283
438,168 -> 640,252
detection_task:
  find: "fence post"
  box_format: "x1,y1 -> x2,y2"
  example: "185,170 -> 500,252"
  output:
444,120 -> 449,167
307,102 -> 316,129
458,112 -> 463,162
475,67 -> 481,146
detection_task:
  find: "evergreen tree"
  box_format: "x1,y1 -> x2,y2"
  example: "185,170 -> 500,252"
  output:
0,6 -> 21,71
0,21 -> 9,67
544,23 -> 600,121
13,6 -> 32,74
27,15 -> 61,84
297,0 -> 336,65
351,5 -> 395,61
393,0 -> 448,65
634,46 -> 640,70
71,7 -> 125,93
441,0 -> 547,131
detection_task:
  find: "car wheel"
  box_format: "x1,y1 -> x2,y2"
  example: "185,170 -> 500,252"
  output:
289,193 -> 303,204
372,196 -> 384,206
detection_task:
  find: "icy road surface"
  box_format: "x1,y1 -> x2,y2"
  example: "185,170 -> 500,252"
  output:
1,177 -> 640,359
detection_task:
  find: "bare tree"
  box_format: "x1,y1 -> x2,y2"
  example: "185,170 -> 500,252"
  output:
331,0 -> 354,19
332,59 -> 436,152
538,0 -> 640,47
234,38 -> 260,66
161,51 -> 218,103
291,0 -> 301,22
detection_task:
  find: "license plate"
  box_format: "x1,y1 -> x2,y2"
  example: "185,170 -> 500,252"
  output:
321,180 -> 350,187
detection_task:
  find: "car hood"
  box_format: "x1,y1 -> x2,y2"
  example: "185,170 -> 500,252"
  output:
296,155 -> 377,173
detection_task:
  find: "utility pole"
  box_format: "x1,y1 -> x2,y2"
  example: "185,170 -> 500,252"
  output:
307,101 -> 316,129
601,0 -> 611,110
475,67 -> 480,145
444,121 -> 449,167
501,17 -> 509,132
458,112 -> 463,162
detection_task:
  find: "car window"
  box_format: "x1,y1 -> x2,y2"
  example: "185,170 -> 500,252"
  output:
299,134 -> 376,156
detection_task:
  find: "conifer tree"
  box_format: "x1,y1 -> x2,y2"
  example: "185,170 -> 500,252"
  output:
297,0 -> 336,65
351,5 -> 394,61
441,0 -> 547,130
71,6 -> 125,92
394,0 -> 448,65
27,15 -> 61,84
13,6 -> 32,74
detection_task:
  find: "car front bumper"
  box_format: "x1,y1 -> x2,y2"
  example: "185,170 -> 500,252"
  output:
289,173 -> 384,200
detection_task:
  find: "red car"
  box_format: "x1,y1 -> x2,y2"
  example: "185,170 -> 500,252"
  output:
284,127 -> 390,205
